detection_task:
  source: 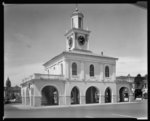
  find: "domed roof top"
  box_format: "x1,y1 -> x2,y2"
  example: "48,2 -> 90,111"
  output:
71,7 -> 84,17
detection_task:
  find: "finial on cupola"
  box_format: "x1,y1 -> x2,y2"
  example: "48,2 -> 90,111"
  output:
75,3 -> 79,11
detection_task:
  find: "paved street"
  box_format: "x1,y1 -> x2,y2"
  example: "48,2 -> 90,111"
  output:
4,100 -> 147,119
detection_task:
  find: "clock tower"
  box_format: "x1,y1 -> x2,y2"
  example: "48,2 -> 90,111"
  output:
65,7 -> 91,51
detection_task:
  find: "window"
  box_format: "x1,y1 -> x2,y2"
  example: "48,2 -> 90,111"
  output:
72,62 -> 77,75
72,18 -> 74,28
61,64 -> 63,75
79,17 -> 82,28
90,64 -> 94,77
105,66 -> 109,77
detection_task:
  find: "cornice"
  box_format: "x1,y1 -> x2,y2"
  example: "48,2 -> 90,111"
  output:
65,28 -> 91,36
43,50 -> 118,68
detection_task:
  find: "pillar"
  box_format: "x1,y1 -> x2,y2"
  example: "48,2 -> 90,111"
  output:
34,96 -> 41,107
112,95 -> 117,103
129,94 -> 134,102
98,94 -> 101,103
101,95 -> 105,103
29,90 -> 32,106
65,95 -> 71,105
59,95 -> 65,105
80,96 -> 85,104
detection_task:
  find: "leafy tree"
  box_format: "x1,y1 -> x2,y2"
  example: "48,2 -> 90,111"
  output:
134,74 -> 144,89
5,77 -> 11,101
6,77 -> 11,88
134,74 -> 144,98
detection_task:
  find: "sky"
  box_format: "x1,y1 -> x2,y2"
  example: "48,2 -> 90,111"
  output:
4,4 -> 147,87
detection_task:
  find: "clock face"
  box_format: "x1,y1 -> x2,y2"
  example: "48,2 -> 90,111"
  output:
69,37 -> 73,49
78,36 -> 85,46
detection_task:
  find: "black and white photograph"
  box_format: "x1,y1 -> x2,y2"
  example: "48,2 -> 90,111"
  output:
4,2 -> 147,119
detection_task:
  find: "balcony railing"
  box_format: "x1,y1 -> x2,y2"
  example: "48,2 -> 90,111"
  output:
22,73 -> 65,83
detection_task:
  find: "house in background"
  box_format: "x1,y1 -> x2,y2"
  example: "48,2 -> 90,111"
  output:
116,74 -> 148,99
4,85 -> 21,103
142,74 -> 148,99
116,74 -> 135,102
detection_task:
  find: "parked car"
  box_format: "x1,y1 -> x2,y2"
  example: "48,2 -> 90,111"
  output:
9,99 -> 16,103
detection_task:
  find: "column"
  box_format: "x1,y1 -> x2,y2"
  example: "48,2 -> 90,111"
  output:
30,89 -> 32,106
101,95 -> 105,103
80,61 -> 85,81
111,64 -> 116,81
129,93 -> 134,102
25,87 -> 27,105
65,59 -> 70,79
99,64 -> 103,81
65,95 -> 71,105
112,95 -> 117,103
21,89 -> 24,105
33,87 -> 35,106
34,96 -> 41,107
99,93 -> 101,103
64,82 -> 71,105
80,95 -> 85,104
59,95 -> 65,105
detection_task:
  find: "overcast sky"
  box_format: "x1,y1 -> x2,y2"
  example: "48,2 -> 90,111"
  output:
4,4 -> 147,86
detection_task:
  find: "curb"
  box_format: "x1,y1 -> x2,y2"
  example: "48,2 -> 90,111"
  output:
11,101 -> 140,110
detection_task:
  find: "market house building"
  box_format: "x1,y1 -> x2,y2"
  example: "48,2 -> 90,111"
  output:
20,7 -> 134,107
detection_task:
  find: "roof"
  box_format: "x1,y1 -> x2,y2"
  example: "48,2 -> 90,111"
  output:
64,28 -> 90,36
116,76 -> 135,83
71,8 -> 84,17
4,86 -> 21,91
43,50 -> 118,67
116,76 -> 135,80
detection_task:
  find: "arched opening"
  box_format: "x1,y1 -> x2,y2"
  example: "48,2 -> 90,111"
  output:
105,87 -> 111,103
71,87 -> 80,104
41,86 -> 59,106
86,86 -> 99,104
119,87 -> 129,102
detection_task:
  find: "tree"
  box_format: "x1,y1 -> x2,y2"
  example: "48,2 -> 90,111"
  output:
134,74 -> 144,98
6,77 -> 11,88
5,77 -> 12,102
134,74 -> 144,89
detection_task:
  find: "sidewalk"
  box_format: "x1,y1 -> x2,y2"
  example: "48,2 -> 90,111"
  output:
10,101 -> 142,110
